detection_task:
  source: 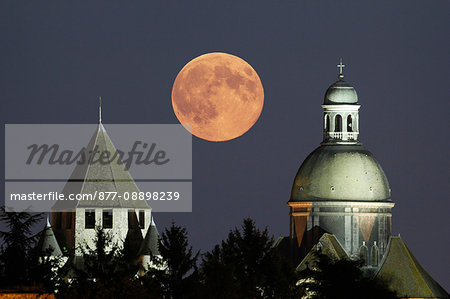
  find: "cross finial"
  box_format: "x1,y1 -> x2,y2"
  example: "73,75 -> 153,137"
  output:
99,96 -> 102,123
337,58 -> 345,79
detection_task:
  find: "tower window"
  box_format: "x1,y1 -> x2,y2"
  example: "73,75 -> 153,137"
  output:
371,242 -> 379,267
85,210 -> 95,229
325,115 -> 330,132
347,115 -> 353,132
128,210 -> 137,229
102,210 -> 113,229
138,210 -> 145,229
335,114 -> 342,132
359,242 -> 369,266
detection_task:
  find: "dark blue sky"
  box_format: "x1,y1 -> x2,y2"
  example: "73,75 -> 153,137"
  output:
1,0 -> 449,290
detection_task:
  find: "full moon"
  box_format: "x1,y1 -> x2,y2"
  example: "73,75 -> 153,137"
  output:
171,52 -> 264,142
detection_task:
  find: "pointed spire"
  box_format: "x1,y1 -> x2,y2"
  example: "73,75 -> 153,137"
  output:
36,218 -> 63,256
138,215 -> 160,256
99,96 -> 102,124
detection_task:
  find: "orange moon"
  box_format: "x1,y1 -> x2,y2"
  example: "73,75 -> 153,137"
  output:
171,52 -> 264,142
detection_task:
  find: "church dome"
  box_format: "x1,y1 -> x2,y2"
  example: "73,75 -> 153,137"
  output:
290,144 -> 391,202
324,76 -> 358,105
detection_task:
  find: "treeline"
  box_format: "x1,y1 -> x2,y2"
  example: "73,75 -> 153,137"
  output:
0,207 -> 397,299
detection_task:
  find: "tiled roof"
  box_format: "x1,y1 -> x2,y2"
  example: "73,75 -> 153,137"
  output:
375,236 -> 449,298
53,124 -> 151,210
296,233 -> 348,272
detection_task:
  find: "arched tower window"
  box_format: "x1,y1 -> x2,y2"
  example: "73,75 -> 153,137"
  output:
371,241 -> 379,267
325,115 -> 330,132
347,115 -> 353,132
335,114 -> 342,132
359,241 -> 369,266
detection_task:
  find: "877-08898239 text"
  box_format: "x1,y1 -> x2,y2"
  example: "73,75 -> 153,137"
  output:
97,191 -> 180,201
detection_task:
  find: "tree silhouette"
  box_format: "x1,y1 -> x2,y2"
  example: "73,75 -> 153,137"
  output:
147,222 -> 200,299
28,247 -> 66,293
298,252 -> 397,299
0,206 -> 43,286
59,227 -> 142,298
200,218 -> 300,298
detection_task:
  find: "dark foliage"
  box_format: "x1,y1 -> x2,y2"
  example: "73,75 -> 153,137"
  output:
0,211 -> 401,298
0,206 -> 44,286
29,248 -> 66,292
298,252 -> 398,299
146,222 -> 200,299
58,227 -> 143,298
199,218 -> 301,298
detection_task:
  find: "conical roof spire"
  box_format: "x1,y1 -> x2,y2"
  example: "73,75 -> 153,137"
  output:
138,216 -> 160,256
36,216 -> 63,256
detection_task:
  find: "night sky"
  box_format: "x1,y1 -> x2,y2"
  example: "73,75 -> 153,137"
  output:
1,0 -> 449,290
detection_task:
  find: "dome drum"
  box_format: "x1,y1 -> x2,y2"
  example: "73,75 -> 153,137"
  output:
287,199 -> 394,261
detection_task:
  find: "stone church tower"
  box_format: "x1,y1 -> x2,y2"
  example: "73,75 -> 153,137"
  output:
48,107 -> 160,267
287,62 -> 394,265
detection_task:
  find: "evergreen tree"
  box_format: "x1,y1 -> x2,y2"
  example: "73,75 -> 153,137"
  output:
59,227 -> 142,298
147,222 -> 199,299
0,206 -> 43,286
200,218 -> 300,298
298,252 -> 398,299
29,247 -> 66,293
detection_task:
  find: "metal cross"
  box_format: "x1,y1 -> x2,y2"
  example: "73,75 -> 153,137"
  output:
337,58 -> 345,74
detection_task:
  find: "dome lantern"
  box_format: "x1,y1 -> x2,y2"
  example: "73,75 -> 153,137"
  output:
322,59 -> 360,144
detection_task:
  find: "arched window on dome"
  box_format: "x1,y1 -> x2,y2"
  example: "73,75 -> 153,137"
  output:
359,242 -> 369,266
371,241 -> 379,267
325,115 -> 330,132
335,114 -> 342,132
347,115 -> 353,132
